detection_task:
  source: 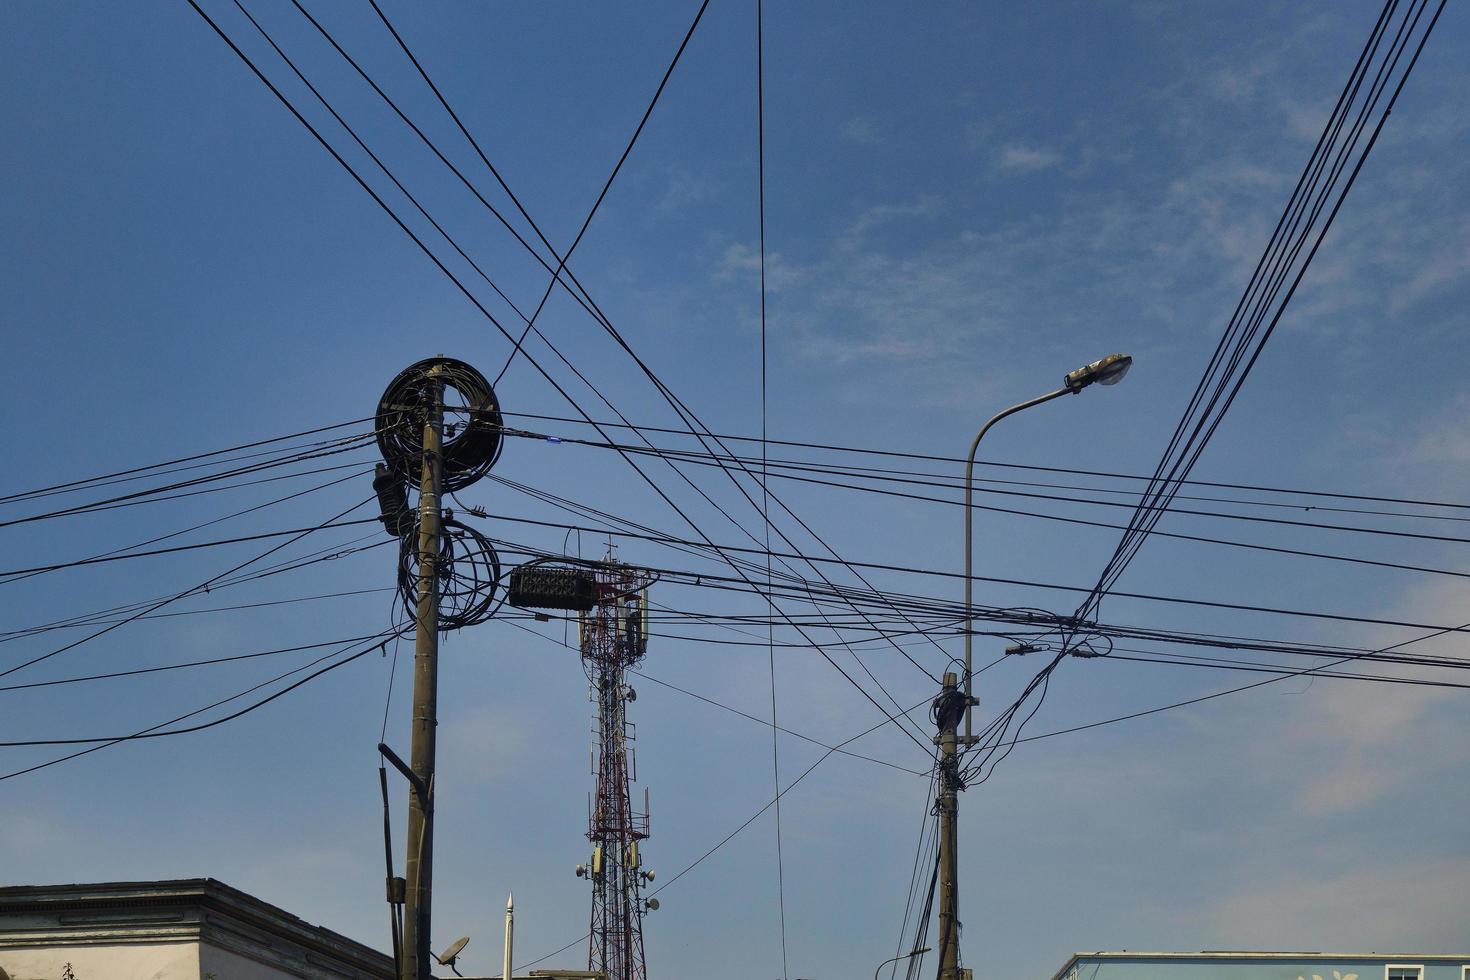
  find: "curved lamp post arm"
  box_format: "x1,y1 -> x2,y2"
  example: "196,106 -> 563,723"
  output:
962,387 -> 1072,740
874,947 -> 932,980
960,353 -> 1130,742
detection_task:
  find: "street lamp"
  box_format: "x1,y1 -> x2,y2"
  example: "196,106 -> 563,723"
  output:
874,947 -> 932,980
962,353 -> 1132,740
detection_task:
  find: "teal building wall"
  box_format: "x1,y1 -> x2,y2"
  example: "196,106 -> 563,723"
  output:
1054,953 -> 1470,980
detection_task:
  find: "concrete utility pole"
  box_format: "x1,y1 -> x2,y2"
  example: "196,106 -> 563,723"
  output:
934,671 -> 965,980
402,374 -> 444,980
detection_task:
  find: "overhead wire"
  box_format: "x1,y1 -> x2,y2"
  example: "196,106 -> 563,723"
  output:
496,409 -> 1470,516
960,600 -> 1469,791
475,511 -> 1470,645
494,540 -> 1470,680
1091,649 -> 1470,690
755,2 -> 788,972
0,627 -> 405,780
503,425 -> 1470,544
486,538 -> 1470,701
646,691 -> 935,899
186,0 -> 937,756
3,587 -> 393,644
521,431 -> 1470,531
953,1 -> 1453,791
486,0 -> 714,383
992,615 -> 1470,753
0,517 -> 381,580
0,416 -> 373,508
499,617 -> 926,775
345,0 -> 955,707
888,769 -> 940,980
0,536 -> 391,644
1075,0 -> 1447,623
0,495 -> 375,680
498,429 -> 1470,584
487,467 -> 944,753
0,634 -> 393,695
0,432 -> 376,530
0,467 -> 373,588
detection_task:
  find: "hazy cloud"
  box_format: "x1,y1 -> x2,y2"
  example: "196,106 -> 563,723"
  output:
439,705 -> 537,788
716,242 -> 802,292
997,142 -> 1062,172
652,166 -> 721,215
1210,860 -> 1470,948
842,116 -> 881,145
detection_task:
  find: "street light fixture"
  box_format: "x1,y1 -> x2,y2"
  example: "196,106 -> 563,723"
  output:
874,947 -> 932,980
1064,352 -> 1132,389
962,354 -> 1132,740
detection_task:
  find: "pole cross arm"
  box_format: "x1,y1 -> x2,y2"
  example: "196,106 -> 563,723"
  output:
379,742 -> 429,803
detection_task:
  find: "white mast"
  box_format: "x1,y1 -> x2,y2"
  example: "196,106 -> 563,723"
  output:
502,894 -> 514,980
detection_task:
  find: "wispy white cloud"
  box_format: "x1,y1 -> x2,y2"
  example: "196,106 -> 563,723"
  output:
650,165 -> 721,216
721,176 -> 1254,406
841,116 -> 881,145
997,142 -> 1062,172
716,242 -> 802,292
1287,677 -> 1462,818
836,197 -> 941,252
1209,859 -> 1470,948
1396,231 -> 1470,309
1214,574 -> 1470,820
1398,393 -> 1470,468
735,78 -> 1466,419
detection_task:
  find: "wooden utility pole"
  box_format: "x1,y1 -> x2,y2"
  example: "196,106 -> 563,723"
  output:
935,671 -> 964,980
402,374 -> 444,980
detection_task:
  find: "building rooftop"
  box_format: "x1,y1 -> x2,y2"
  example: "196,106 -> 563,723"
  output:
0,878 -> 393,979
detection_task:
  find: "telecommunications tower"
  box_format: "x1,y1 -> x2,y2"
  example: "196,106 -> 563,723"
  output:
573,556 -> 657,980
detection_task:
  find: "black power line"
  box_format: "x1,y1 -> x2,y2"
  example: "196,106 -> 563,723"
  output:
475,512 -> 1470,643
0,633 -> 391,694
0,417 -> 372,508
0,434 -> 374,530
496,409 -> 1470,516
501,431 -> 1470,583
1077,0 -> 1447,622
755,2 -> 788,974
0,517 -> 380,579
0,629 -> 403,780
523,431 -> 1470,532
0,495 -> 374,680
499,617 -> 927,776
188,0 -> 936,756
346,0 -> 955,712
0,536 -> 390,645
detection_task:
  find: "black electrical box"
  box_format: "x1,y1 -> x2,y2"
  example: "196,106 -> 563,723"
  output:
508,565 -> 597,611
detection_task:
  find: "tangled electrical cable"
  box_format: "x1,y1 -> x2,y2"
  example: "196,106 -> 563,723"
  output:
395,517 -> 504,630
376,357 -> 503,492
374,357 -> 507,633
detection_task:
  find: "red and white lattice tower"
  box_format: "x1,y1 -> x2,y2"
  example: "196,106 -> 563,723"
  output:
578,557 -> 654,980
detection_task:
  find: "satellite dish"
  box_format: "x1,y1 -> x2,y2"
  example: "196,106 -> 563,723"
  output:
435,936 -> 471,974
646,898 -> 660,911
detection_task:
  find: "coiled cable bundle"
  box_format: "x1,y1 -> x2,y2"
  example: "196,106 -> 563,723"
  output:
375,356 -> 503,492
397,517 -> 503,631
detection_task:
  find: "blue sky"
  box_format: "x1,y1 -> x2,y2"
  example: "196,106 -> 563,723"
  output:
2,2 -> 1468,979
